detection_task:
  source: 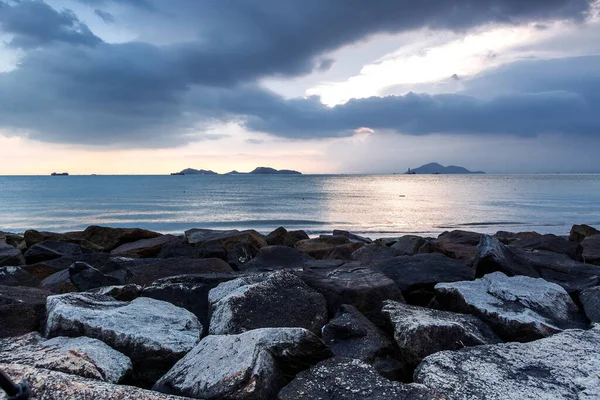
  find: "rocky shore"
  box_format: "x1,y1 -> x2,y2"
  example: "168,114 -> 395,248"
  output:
1,224 -> 599,399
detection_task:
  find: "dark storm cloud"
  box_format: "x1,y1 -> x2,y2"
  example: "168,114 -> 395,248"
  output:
0,0 -> 101,49
94,9 -> 115,24
0,0 -> 596,146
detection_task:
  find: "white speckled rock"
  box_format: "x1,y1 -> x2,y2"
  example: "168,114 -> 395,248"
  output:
415,326 -> 600,400
0,333 -> 131,383
0,363 -> 191,400
153,327 -> 332,400
45,293 -> 202,385
434,272 -> 587,341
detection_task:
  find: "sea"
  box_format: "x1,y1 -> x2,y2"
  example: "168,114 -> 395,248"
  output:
1,174 -> 600,238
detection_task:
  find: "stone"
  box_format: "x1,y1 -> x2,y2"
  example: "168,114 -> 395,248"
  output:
1,231 -> 25,250
382,300 -> 500,367
153,328 -> 333,400
435,230 -> 483,264
111,235 -> 183,258
332,230 -> 373,244
434,272 -> 588,341
415,326 -> 600,400
266,227 -> 307,247
493,230 -> 541,244
240,245 -> 314,272
580,286 -> 600,322
373,253 -> 474,306
0,242 -> 25,266
184,229 -> 239,245
0,285 -> 50,338
300,261 -> 404,326
82,225 -> 162,252
90,284 -> 143,301
391,235 -> 427,255
0,266 -> 39,287
351,244 -> 401,264
582,235 -> 600,265
474,235 -> 600,293
127,257 -> 234,286
569,223 -> 600,242
510,233 -> 583,261
0,333 -> 132,383
325,242 -> 364,260
69,261 -> 124,290
322,305 -> 406,381
0,364 -> 190,400
295,235 -> 351,259
156,243 -> 204,259
185,228 -> 267,249
23,229 -> 64,248
209,270 -> 327,335
45,293 -> 202,385
21,252 -> 113,281
24,240 -> 86,264
278,358 -> 444,400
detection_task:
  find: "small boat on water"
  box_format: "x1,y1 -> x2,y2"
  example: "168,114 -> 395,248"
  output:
170,172 -> 185,176
51,172 -> 69,176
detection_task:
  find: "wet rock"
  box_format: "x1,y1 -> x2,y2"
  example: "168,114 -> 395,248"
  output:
580,286 -> 600,322
391,235 -> 427,256
0,285 -> 50,338
0,364 -> 189,400
111,235 -> 183,258
23,230 -> 64,248
1,231 -> 25,250
300,261 -> 404,326
0,333 -> 132,383
435,272 -> 587,341
156,243 -> 203,259
266,227 -> 308,247
45,293 -> 202,385
0,242 -> 25,266
0,266 -> 40,287
239,245 -> 313,272
351,244 -> 401,264
209,270 -> 327,335
493,230 -> 541,244
325,242 -> 364,260
581,235 -> 600,265
24,240 -> 85,264
295,235 -> 351,259
82,226 -> 162,252
569,223 -> 600,242
332,230 -> 373,244
153,328 -> 332,400
278,357 -> 444,400
474,235 -> 600,293
70,261 -> 124,291
322,305 -> 406,380
185,229 -> 267,250
373,253 -> 474,306
382,300 -> 500,367
40,270 -> 78,293
510,233 -> 583,261
415,326 -> 600,400
22,252 -> 113,281
435,230 -> 483,264
127,257 -> 234,286
90,284 -> 143,302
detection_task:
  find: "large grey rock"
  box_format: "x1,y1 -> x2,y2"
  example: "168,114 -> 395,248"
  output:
45,293 -> 202,385
581,235 -> 600,265
295,235 -> 351,259
435,230 -> 483,263
82,225 -> 162,252
90,284 -> 143,301
510,233 -> 583,261
0,364 -> 190,400
390,235 -> 427,256
0,333 -> 132,383
382,300 -> 500,367
24,240 -> 85,264
265,227 -> 308,247
475,235 -> 600,293
240,245 -> 313,272
322,305 -> 406,380
415,326 -> 600,400
278,357 -> 444,400
209,270 -> 327,335
0,242 -> 25,266
332,230 -> 373,244
111,235 -> 183,258
69,261 -> 124,290
350,244 -> 401,264
323,242 -> 364,260
569,223 -> 600,242
0,266 -> 40,287
153,328 -> 333,400
127,257 -> 234,286
580,286 -> 600,322
21,252 -> 113,281
0,285 -> 50,338
435,272 -> 587,341
185,229 -> 267,268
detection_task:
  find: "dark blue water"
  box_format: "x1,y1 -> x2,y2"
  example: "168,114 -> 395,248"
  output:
1,174 -> 599,237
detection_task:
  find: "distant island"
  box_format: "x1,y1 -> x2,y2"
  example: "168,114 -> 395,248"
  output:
406,163 -> 485,175
171,166 -> 302,175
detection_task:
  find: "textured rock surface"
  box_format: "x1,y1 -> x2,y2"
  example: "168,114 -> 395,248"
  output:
69,261 -> 124,291
0,364 -> 190,400
45,293 -> 202,384
265,227 -> 308,247
580,286 -> 600,322
436,230 -> 483,263
240,245 -> 313,272
209,270 -> 327,335
324,242 -> 364,260
24,240 -> 85,264
510,234 -> 583,260
127,257 -> 234,285
351,244 -> 401,264
332,230 -> 373,244
390,235 -> 427,256
90,284 -> 143,301
83,226 -> 162,252
111,235 -> 183,258
435,272 -> 587,341
0,285 -> 50,338
415,326 -> 600,400
22,252 -> 113,281
382,301 -> 500,366
278,358 -> 444,400
569,224 -> 600,242
0,242 -> 25,266
581,235 -> 600,265
294,235 -> 351,259
0,265 -> 40,286
154,328 -> 333,400
0,333 -> 132,383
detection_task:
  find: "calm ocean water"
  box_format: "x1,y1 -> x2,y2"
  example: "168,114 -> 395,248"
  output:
1,174 -> 599,238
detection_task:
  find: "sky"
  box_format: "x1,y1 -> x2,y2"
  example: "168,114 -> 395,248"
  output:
0,0 -> 599,174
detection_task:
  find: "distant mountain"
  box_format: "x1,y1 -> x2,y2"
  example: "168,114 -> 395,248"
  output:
408,163 -> 485,174
249,167 -> 301,175
174,168 -> 218,175
173,167 -> 302,175
224,170 -> 241,175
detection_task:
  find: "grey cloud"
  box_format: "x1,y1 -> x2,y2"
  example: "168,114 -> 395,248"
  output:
94,9 -> 115,23
245,139 -> 265,145
0,0 -> 101,49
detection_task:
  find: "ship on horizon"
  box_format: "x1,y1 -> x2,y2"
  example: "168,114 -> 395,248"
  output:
50,172 -> 69,176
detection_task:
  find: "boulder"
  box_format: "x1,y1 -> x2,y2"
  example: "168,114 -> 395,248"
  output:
382,300 -> 500,367
266,227 -> 308,247
153,328 -> 333,400
0,242 -> 25,266
90,284 -> 143,301
156,243 -> 204,259
69,261 -> 124,290
1,231 -> 25,250
0,266 -> 39,287
82,225 -> 162,252
475,235 -> 600,293
24,240 -> 85,264
278,357 -> 444,400
373,253 -> 474,306
434,272 -> 587,341
300,261 -> 404,326
21,252 -> 113,281
390,235 -> 427,256
325,242 -> 364,260
23,229 -> 64,248
569,223 -> 600,242
40,270 -> 77,294
510,233 -> 583,261
185,228 -> 267,250
415,326 -> 600,400
45,293 -> 202,385
351,244 -> 401,264
295,235 -> 351,259
0,285 -> 50,338
435,230 -> 483,263
493,230 -> 541,244
0,333 -> 132,383
111,235 -> 183,258
332,230 -> 373,244
127,257 -> 234,286
184,229 -> 238,245
209,270 -> 327,335
322,305 -> 406,380
582,235 -> 600,265
580,286 -> 600,323
240,245 -> 313,272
